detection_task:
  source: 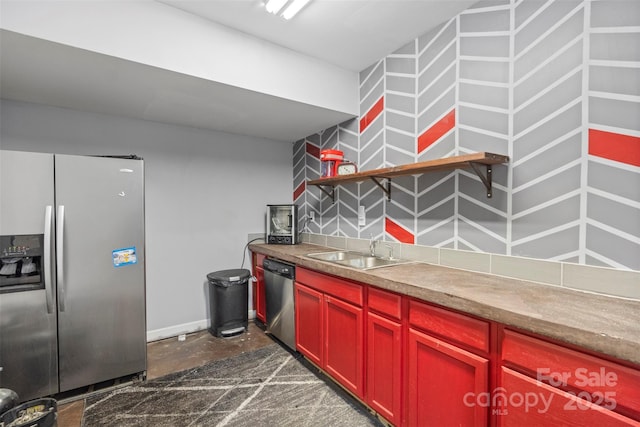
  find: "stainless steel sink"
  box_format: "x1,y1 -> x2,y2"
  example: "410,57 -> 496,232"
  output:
305,250 -> 363,262
338,256 -> 403,269
306,251 -> 412,270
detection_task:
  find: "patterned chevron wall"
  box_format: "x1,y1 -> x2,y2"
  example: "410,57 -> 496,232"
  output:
293,0 -> 640,271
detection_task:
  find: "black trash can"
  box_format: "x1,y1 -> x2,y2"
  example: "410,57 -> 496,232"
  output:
0,397 -> 57,427
207,269 -> 250,337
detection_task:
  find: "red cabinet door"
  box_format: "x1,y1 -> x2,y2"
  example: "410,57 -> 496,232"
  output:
295,282 -> 323,367
498,368 -> 638,426
255,266 -> 266,323
325,294 -> 364,398
407,327 -> 489,427
367,311 -> 402,425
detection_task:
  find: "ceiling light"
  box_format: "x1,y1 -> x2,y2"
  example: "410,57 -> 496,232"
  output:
281,0 -> 311,19
264,0 -> 312,20
265,0 -> 287,14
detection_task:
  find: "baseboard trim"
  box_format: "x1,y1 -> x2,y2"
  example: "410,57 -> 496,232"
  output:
146,320 -> 208,342
146,310 -> 257,342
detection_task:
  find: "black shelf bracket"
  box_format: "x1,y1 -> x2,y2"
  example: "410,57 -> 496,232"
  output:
468,162 -> 493,198
370,177 -> 391,201
315,184 -> 336,203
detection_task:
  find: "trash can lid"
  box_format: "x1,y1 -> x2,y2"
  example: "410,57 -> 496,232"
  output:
207,268 -> 251,283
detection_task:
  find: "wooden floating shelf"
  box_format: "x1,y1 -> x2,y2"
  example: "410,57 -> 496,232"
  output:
308,152 -> 509,202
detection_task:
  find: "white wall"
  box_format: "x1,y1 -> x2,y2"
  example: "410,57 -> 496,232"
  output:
0,99 -> 293,340
0,0 -> 358,114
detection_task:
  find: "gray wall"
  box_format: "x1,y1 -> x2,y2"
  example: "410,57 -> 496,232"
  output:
294,0 -> 640,272
1,100 -> 293,340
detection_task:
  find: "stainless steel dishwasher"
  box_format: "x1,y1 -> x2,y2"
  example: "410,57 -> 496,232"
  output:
262,258 -> 296,351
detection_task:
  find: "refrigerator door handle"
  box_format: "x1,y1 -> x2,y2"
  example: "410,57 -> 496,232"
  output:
44,205 -> 54,314
57,205 -> 66,312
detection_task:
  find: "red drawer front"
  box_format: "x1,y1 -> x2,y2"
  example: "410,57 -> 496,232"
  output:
408,299 -> 490,353
498,367 -> 638,426
296,267 -> 363,306
368,286 -> 402,320
502,329 -> 640,417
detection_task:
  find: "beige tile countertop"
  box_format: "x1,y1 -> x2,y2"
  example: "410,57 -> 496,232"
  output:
249,242 -> 640,366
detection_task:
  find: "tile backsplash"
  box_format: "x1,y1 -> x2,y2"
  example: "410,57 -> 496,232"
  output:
300,232 -> 640,301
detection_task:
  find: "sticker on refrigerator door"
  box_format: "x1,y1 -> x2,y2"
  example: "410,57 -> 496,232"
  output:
112,247 -> 137,267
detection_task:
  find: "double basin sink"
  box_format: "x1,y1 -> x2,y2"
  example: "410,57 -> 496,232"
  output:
305,250 -> 412,270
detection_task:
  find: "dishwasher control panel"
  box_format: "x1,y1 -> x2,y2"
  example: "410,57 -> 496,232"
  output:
263,259 -> 295,280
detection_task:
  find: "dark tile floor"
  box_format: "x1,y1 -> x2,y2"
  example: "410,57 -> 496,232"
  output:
57,322 -> 274,427
80,343 -> 382,426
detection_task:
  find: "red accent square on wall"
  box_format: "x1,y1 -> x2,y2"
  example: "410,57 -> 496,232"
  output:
589,129 -> 640,167
294,182 -> 306,201
306,143 -> 320,158
385,217 -> 415,244
360,97 -> 384,133
417,109 -> 455,154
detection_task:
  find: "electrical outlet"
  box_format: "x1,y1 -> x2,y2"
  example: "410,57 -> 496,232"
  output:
309,211 -> 315,221
358,206 -> 366,226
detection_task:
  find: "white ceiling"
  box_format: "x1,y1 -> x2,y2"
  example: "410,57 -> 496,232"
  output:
0,0 -> 476,142
158,0 -> 476,72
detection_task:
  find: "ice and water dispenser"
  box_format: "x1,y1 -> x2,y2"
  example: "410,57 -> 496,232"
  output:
0,234 -> 44,292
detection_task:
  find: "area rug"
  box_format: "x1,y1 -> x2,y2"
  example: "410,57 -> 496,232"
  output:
81,344 -> 383,426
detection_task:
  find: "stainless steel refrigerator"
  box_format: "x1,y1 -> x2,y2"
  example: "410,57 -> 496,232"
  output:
0,150 -> 146,402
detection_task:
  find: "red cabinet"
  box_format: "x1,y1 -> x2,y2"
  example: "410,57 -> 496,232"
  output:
255,266 -> 266,322
295,282 -> 323,366
325,294 -> 364,396
252,253 -> 266,323
366,287 -> 403,426
367,311 -> 402,425
407,327 -> 489,426
407,299 -> 490,427
284,259 -> 640,427
294,267 -> 365,398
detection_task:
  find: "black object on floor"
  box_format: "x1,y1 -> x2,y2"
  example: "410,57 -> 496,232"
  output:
207,269 -> 250,338
81,344 -> 383,427
0,397 -> 57,427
